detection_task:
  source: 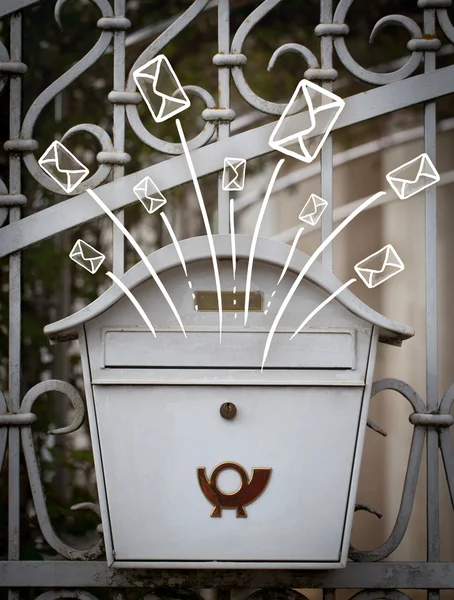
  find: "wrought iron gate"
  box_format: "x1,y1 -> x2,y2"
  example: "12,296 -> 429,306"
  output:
0,0 -> 453,597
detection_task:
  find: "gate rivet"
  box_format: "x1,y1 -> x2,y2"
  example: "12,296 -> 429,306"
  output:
220,402 -> 237,420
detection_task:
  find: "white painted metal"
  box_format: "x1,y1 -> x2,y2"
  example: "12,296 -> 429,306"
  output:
43,233 -> 412,569
103,329 -> 356,369
45,235 -> 414,344
94,384 -> 366,565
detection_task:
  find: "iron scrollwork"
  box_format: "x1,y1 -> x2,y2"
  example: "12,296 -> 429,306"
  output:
18,380 -> 103,560
19,0 -> 116,194
0,0 -> 453,594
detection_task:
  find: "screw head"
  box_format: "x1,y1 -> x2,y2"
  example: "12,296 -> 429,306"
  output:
220,402 -> 237,420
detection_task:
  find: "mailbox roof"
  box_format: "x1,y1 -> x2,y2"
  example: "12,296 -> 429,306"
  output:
45,235 -> 414,345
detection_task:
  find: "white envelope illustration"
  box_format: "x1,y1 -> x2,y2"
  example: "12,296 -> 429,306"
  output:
386,153 -> 440,200
133,54 -> 190,123
354,244 -> 404,289
269,80 -> 345,163
299,194 -> 328,226
69,239 -> 105,274
133,176 -> 167,214
38,141 -> 89,193
222,157 -> 246,191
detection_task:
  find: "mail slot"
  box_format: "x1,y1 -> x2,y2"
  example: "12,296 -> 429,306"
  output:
45,235 -> 413,569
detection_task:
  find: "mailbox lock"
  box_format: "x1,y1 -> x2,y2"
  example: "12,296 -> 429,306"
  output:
220,402 -> 237,420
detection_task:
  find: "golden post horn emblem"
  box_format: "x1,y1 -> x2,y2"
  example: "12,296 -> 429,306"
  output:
197,462 -> 272,518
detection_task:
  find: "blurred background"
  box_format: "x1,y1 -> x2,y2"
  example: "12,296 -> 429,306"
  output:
0,0 -> 453,590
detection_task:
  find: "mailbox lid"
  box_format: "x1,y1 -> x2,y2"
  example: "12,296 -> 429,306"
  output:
45,235 -> 415,346
93,384 -> 366,564
84,255 -> 375,384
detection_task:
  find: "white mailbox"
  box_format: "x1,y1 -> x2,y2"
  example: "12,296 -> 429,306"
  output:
45,235 -> 413,570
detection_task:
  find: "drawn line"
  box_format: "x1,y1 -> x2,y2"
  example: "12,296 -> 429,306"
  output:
262,190 -> 386,369
290,278 -> 357,339
278,226 -> 304,285
244,159 -> 285,326
106,271 -> 156,338
87,188 -> 186,337
176,118 -> 223,342
266,226 -> 305,315
230,198 -> 236,280
160,212 -> 188,276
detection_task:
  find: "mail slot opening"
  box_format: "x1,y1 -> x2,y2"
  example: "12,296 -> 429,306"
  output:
194,290 -> 264,312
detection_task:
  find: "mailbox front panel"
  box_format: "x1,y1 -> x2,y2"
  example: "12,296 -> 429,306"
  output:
92,384 -> 366,565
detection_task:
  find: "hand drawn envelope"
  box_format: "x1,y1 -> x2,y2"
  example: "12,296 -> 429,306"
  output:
133,54 -> 190,123
222,157 -> 246,191
386,153 -> 440,200
299,194 -> 328,226
38,141 -> 89,193
354,244 -> 404,289
133,176 -> 167,214
269,80 -> 345,163
69,239 -> 105,274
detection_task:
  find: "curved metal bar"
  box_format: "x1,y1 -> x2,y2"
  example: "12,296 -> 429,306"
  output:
349,378 -> 426,561
355,502 -> 383,519
127,83 -> 216,153
437,9 -> 454,45
35,591 -> 101,600
22,380 -> 85,435
71,501 -> 101,518
349,591 -> 413,600
244,589 -> 311,600
333,2 -> 424,85
143,589 -> 205,600
0,40 -> 9,97
0,177 -> 9,228
371,378 -> 426,413
60,123 -> 114,192
439,383 -> 454,507
20,0 -> 113,194
20,380 -> 104,560
231,0 -> 318,115
0,389 -> 8,474
125,0 -> 215,154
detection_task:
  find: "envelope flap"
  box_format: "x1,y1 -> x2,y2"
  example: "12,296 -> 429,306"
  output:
389,156 -> 423,183
80,241 -> 103,261
300,195 -> 318,217
270,81 -> 342,147
313,195 -> 327,209
420,155 -> 438,177
304,81 -> 343,116
135,58 -> 160,80
225,158 -> 242,170
385,245 -> 404,267
305,198 -> 318,215
133,183 -> 147,194
55,143 -> 87,174
357,249 -> 389,273
70,240 -> 83,256
39,143 -> 59,164
145,177 -> 164,198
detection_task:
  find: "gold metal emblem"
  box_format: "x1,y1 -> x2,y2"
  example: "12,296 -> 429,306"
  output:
197,462 -> 272,518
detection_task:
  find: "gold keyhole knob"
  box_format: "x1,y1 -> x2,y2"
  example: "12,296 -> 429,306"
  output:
220,402 -> 237,420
